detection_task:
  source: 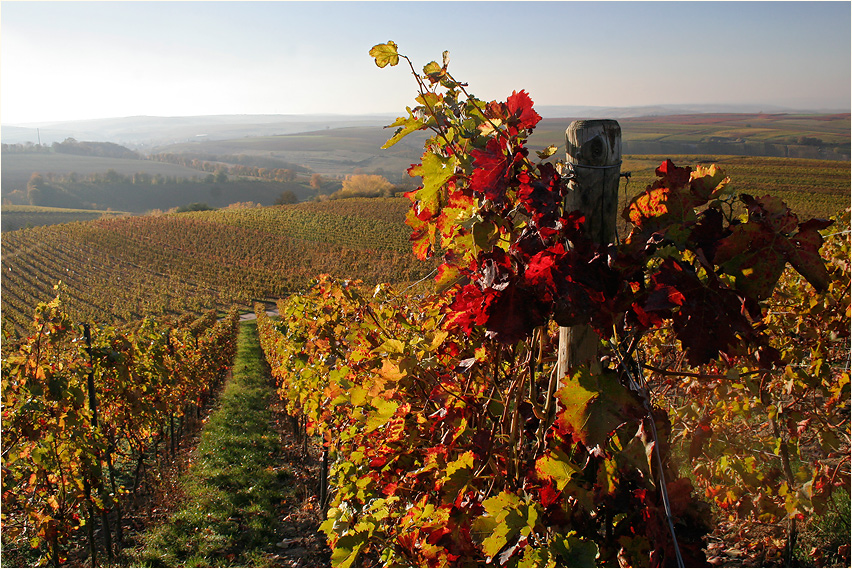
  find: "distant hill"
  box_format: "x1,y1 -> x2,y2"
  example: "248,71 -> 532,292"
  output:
0,150 -> 328,212
535,103 -> 849,119
4,107 -> 848,148
529,114 -> 850,161
153,113 -> 849,178
1,114 -> 398,149
151,126 -> 429,178
3,112 -> 847,212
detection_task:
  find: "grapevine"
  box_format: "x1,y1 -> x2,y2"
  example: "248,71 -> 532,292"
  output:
254,42 -> 845,567
1,295 -> 240,565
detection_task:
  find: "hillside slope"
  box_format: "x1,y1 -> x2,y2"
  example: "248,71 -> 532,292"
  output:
1,198 -> 430,333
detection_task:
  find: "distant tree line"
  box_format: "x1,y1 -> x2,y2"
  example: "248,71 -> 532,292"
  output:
1,143 -> 52,154
52,138 -> 140,159
5,167 -> 320,212
1,139 -> 140,159
149,153 -> 308,183
155,152 -> 310,173
28,170 -> 200,187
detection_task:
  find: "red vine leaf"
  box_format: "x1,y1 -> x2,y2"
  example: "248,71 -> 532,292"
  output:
505,90 -> 542,132
469,138 -> 509,201
715,195 -> 833,299
650,258 -> 757,365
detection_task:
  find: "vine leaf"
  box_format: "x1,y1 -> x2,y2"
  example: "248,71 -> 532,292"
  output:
407,153 -> 456,218
469,138 -> 510,200
713,222 -> 787,300
405,206 -> 435,260
382,111 -> 424,149
555,367 -> 642,448
551,532 -> 599,567
369,41 -> 399,68
471,491 -> 537,559
505,90 -> 542,132
536,144 -> 558,160
651,258 -> 757,365
330,531 -> 368,567
715,195 -> 832,299
365,397 -> 398,433
535,448 -> 581,491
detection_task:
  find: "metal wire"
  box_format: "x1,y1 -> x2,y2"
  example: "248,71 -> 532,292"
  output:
610,341 -> 685,568
566,160 -> 624,169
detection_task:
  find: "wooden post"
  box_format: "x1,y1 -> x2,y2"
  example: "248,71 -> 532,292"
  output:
83,324 -> 113,561
556,120 -> 621,381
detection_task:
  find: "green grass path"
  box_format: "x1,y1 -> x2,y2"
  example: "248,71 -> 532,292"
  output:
131,321 -> 293,567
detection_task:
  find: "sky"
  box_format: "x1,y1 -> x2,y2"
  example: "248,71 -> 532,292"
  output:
1,1 -> 850,125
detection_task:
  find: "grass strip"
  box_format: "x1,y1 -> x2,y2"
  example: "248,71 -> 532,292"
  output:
131,321 -> 291,567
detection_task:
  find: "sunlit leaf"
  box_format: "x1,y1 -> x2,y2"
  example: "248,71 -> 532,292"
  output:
369,41 -> 399,68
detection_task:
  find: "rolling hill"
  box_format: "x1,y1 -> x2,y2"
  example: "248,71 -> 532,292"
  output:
3,112 -> 847,215
1,152 -> 209,193
0,198 -> 431,333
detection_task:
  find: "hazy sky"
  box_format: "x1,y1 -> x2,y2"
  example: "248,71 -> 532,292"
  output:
2,1 -> 850,125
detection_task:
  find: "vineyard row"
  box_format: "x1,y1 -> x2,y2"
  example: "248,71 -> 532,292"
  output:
1,299 -> 241,565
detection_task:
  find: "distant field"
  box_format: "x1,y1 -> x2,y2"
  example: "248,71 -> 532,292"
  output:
529,114 -> 850,160
1,205 -> 129,232
153,126 -> 429,179
615,155 -> 850,235
3,114 -> 847,217
1,153 -> 208,192
147,113 -> 850,180
623,113 -> 850,142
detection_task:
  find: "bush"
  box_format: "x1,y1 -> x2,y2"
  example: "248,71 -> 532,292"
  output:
330,174 -> 394,199
174,202 -> 215,213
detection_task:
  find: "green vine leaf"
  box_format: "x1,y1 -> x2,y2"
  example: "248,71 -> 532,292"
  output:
535,448 -> 582,491
407,152 -> 457,218
369,41 -> 399,68
555,367 -> 643,449
551,532 -> 599,567
471,491 -> 538,559
382,110 -> 424,149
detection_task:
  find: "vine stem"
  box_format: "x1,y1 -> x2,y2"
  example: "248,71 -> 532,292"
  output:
399,54 -> 460,159
768,398 -> 799,566
642,363 -> 770,381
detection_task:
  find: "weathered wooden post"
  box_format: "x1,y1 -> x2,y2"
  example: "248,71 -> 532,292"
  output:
556,120 -> 621,381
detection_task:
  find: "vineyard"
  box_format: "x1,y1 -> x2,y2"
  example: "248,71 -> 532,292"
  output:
0,199 -> 431,334
1,40 -> 850,569
617,155 -> 850,226
2,300 -> 241,565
